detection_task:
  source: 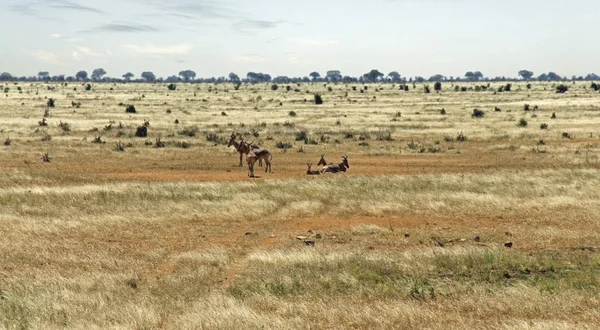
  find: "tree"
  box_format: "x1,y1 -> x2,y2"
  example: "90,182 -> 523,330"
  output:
228,72 -> 240,82
387,71 -> 401,82
547,72 -> 562,81
75,70 -> 88,81
518,70 -> 534,80
91,68 -> 107,81
364,69 -> 384,82
38,71 -> 50,81
122,72 -> 134,81
179,70 -> 196,82
585,73 -> 600,81
429,74 -> 445,82
537,73 -> 549,81
309,72 -> 321,82
465,71 -> 483,81
325,70 -> 342,83
141,71 -> 156,82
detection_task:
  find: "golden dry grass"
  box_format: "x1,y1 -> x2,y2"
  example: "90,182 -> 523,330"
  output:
1,81 -> 600,329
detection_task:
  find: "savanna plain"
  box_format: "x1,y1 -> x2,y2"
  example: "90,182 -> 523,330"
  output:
1,81 -> 600,329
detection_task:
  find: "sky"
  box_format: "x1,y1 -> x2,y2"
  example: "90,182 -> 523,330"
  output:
1,0 -> 599,79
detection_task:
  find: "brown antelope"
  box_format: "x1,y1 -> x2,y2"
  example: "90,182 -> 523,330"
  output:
306,163 -> 320,175
321,155 -> 349,173
237,140 -> 272,175
228,134 -> 263,167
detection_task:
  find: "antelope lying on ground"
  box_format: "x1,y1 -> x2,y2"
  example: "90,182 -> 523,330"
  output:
306,163 -> 320,175
228,134 -> 263,167
321,155 -> 349,173
237,140 -> 272,176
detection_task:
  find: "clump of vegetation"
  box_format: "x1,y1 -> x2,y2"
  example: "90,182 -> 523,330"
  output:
155,137 -> 165,148
562,132 -> 571,139
424,85 -> 431,94
41,152 -> 51,163
41,131 -> 52,141
518,118 -> 528,127
179,126 -> 199,137
271,84 -> 279,91
206,133 -> 226,145
556,84 -> 568,94
314,93 -> 323,105
440,108 -> 446,115
221,111 -> 227,116
494,106 -> 501,112
92,136 -> 104,144
283,121 -> 295,128
126,105 -> 136,113
472,109 -> 485,118
38,118 -> 47,126
47,98 -> 55,108
295,131 -> 308,141
135,125 -> 148,138
524,104 -> 530,111
343,131 -> 354,139
85,84 -> 92,91
289,111 -> 297,117
167,83 -> 176,91
276,141 -> 292,149
71,101 -> 81,108
115,141 -> 125,151
504,83 -> 512,92
434,82 -> 442,91
4,136 -> 12,146
540,123 -> 548,130
58,121 -> 71,132
456,132 -> 468,142
176,141 -> 192,149
377,131 -> 394,141
591,82 -> 600,91
551,112 -> 557,119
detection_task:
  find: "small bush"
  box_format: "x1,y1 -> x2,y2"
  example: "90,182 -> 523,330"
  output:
115,141 -> 125,151
504,83 -> 512,92
343,131 -> 354,139
58,121 -> 71,132
456,132 -> 468,142
295,130 -> 308,141
271,84 -> 279,91
562,132 -> 571,139
276,141 -> 292,149
424,85 -> 431,94
472,109 -> 485,118
85,84 -> 92,91
167,83 -> 176,91
4,136 -> 12,146
440,108 -> 446,115
126,105 -> 136,113
518,118 -> 528,127
494,106 -> 501,112
38,118 -> 47,126
289,111 -> 297,117
92,136 -> 104,144
591,83 -> 600,91
526,83 -> 532,89
47,98 -> 55,108
556,84 -> 568,93
407,140 -> 420,150
135,126 -> 148,138
551,112 -> 557,119
524,104 -> 530,111
434,82 -> 442,91
41,152 -> 51,163
179,126 -> 198,137
314,93 -> 323,105
461,87 -> 468,92
283,121 -> 295,127
221,111 -> 227,116
540,123 -> 548,129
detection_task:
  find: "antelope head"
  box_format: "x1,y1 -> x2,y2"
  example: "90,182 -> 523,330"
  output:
317,154 -> 327,166
341,155 -> 349,168
227,134 -> 236,147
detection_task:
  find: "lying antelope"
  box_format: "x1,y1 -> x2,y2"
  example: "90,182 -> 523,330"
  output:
228,134 -> 263,167
321,155 -> 349,173
306,163 -> 320,175
237,140 -> 272,176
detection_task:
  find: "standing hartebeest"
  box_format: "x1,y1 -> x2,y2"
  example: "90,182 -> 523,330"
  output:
228,134 -> 263,167
237,140 -> 272,176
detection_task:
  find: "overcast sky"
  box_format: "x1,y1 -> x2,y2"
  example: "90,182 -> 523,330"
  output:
1,0 -> 598,79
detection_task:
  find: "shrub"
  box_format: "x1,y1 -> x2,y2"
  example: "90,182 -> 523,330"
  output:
4,136 -> 12,146
155,137 -> 165,148
526,83 -> 532,89
304,137 -> 318,145
295,130 -> 308,141
343,131 -> 354,139
456,132 -> 468,142
314,93 -> 323,105
47,98 -> 55,108
424,85 -> 431,93
126,104 -> 136,113
115,141 -> 125,151
504,83 -> 512,92
135,126 -> 148,137
38,118 -> 47,126
176,141 -> 192,149
271,84 -> 279,91
551,112 -> 557,119
275,141 -> 292,149
434,82 -> 442,91
92,136 -> 104,144
179,126 -> 198,137
540,123 -> 548,129
440,108 -> 446,115
454,85 -> 460,92
461,87 -> 468,92
85,84 -> 92,91
524,104 -> 530,111
472,109 -> 485,118
167,83 -> 176,91
377,132 -> 394,141
41,152 -> 51,163
58,121 -> 71,132
289,111 -> 297,117
591,83 -> 600,91
562,132 -> 571,139
518,118 -> 528,127
556,84 -> 568,93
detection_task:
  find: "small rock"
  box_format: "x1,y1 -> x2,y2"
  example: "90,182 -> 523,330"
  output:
504,242 -> 513,248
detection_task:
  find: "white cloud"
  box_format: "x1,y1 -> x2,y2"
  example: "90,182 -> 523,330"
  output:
75,46 -> 104,57
123,43 -> 192,56
291,37 -> 339,46
50,33 -> 62,39
72,51 -> 80,60
32,51 -> 64,65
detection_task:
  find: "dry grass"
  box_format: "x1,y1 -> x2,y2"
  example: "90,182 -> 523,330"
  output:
1,81 -> 600,329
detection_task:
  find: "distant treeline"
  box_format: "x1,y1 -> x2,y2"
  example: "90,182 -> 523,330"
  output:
0,69 -> 598,83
